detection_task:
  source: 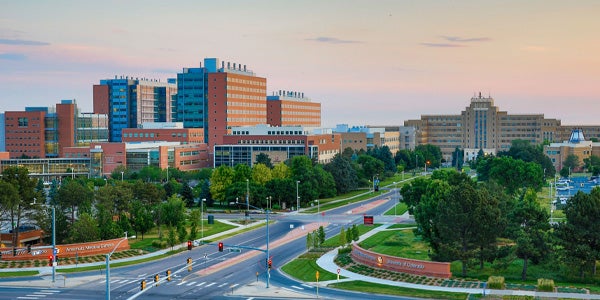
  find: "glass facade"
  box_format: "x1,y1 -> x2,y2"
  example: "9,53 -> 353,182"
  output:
214,145 -> 306,167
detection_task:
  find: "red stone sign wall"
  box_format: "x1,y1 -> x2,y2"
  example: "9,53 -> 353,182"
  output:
0,238 -> 130,261
351,244 -> 452,278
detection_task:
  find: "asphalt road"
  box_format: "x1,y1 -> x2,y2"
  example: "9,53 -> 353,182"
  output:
0,190 -> 414,300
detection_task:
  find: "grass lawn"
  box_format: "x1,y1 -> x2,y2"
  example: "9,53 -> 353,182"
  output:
329,280 -> 468,300
383,202 -> 408,216
129,220 -> 237,250
359,229 -> 430,260
0,270 -> 38,277
281,257 -> 338,282
321,224 -> 380,247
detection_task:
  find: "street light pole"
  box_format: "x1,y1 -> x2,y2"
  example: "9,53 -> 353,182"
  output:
246,179 -> 250,213
315,199 -> 319,214
52,206 -> 55,283
120,171 -> 124,181
393,182 -> 397,216
201,198 -> 206,241
106,232 -> 128,300
296,180 -> 300,211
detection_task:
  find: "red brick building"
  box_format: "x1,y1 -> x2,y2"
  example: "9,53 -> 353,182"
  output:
267,91 -> 321,127
4,110 -> 46,158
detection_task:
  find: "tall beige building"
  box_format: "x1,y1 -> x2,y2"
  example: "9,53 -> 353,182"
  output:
404,93 -> 572,162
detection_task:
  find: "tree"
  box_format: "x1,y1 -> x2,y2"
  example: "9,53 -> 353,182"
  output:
306,232 -> 312,250
251,163 -> 272,186
255,153 -> 273,168
583,155 -> 600,176
451,147 -> 464,170
137,166 -> 162,182
507,189 -> 551,280
351,224 -> 359,242
433,182 -> 497,276
317,226 -> 326,246
57,180 -> 93,223
324,154 -> 358,194
161,195 -> 186,227
339,227 -> 347,246
180,181 -> 194,207
314,166 -> 336,199
130,199 -> 154,240
69,213 -> 100,243
498,140 -> 555,179
167,226 -> 177,250
271,163 -> 290,180
368,146 -> 396,173
563,154 -> 580,172
1,166 -> 39,254
110,165 -> 130,181
177,224 -> 188,244
555,189 -> 600,278
210,165 -> 234,205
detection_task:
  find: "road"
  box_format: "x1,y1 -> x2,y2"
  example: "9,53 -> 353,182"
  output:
0,189 -> 413,299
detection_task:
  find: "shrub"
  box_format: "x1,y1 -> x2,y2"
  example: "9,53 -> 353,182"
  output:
537,278 -> 555,292
151,240 -> 168,249
338,246 -> 352,255
487,276 -> 505,290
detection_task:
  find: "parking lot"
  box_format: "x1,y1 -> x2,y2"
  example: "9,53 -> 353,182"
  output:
555,176 -> 600,204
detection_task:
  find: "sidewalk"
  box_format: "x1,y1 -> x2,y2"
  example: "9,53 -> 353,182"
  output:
314,220 -> 600,299
0,219 -> 265,275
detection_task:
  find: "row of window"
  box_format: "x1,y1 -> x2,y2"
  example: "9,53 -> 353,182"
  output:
226,77 -> 266,86
237,140 -> 305,145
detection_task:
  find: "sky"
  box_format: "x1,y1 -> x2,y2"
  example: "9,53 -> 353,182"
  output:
1,0 -> 599,128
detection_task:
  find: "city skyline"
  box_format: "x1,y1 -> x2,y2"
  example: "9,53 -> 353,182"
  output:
1,1 -> 599,127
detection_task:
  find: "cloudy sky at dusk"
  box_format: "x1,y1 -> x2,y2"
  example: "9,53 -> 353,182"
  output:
1,1 -> 599,127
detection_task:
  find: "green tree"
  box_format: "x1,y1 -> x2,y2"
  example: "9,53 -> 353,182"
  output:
339,227 -> 347,246
324,154 -> 358,194
507,189 -> 551,280
352,224 -> 359,242
167,226 -> 177,250
271,163 -> 291,180
555,189 -> 600,278
69,213 -> 100,243
290,156 -> 319,207
1,166 -> 39,254
255,153 -> 273,168
306,232 -> 312,250
210,165 -> 234,205
177,224 -> 188,244
314,166 -> 336,199
563,154 -> 580,172
433,182 -> 492,276
233,163 -> 252,183
251,163 -> 272,186
317,226 -> 326,246
180,181 -> 194,207
111,165 -> 130,181
130,199 -> 154,240
57,180 -> 93,223
137,166 -> 162,182
161,195 -> 186,227
583,155 -> 600,176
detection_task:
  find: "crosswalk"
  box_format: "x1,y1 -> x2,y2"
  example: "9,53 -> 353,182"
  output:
17,289 -> 61,299
102,278 -> 239,289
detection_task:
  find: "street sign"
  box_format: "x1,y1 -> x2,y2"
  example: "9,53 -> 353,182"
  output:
337,268 -> 340,274
229,248 -> 241,253
316,271 -> 319,280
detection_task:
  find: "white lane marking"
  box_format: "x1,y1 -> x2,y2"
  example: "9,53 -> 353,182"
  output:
291,285 -> 304,290
40,290 -> 60,293
186,281 -> 196,286
17,297 -> 39,299
196,282 -> 206,287
177,281 -> 185,286
218,282 -> 228,287
205,282 -> 216,287
301,283 -> 314,289
230,283 -> 239,288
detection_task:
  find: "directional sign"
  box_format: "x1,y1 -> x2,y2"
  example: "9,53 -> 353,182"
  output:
337,268 -> 340,274
229,248 -> 241,253
316,271 -> 319,280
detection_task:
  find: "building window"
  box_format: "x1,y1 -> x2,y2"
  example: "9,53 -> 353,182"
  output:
18,117 -> 28,127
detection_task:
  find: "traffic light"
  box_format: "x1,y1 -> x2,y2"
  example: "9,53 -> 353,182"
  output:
187,257 -> 192,272
166,269 -> 172,281
140,280 -> 146,290
187,240 -> 192,251
55,256 -> 59,265
154,274 -> 159,286
268,258 -> 272,270
218,242 -> 223,252
48,255 -> 53,266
